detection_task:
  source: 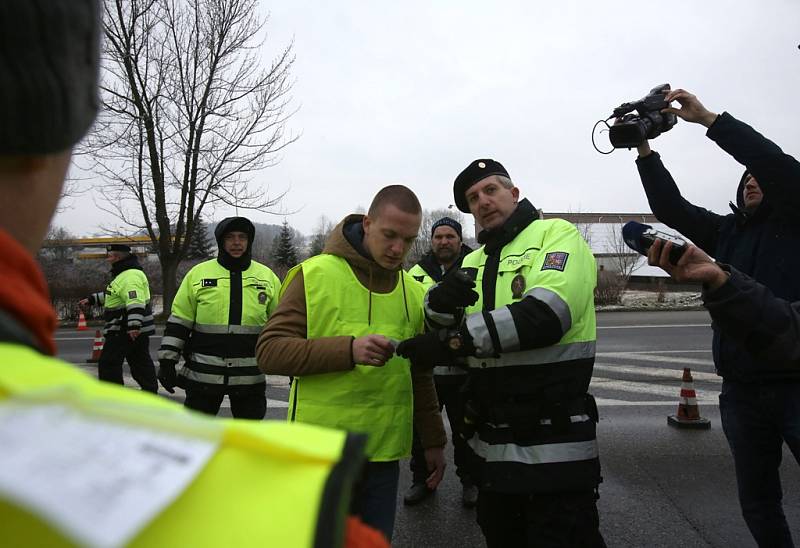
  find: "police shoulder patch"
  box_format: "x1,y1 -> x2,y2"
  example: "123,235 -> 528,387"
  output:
128,290 -> 137,299
541,252 -> 569,272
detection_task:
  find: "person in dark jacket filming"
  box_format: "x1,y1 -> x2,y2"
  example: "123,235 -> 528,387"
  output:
634,88 -> 800,548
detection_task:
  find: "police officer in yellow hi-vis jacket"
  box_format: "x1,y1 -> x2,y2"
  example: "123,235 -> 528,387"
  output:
0,2 -> 387,546
79,243 -> 158,393
398,159 -> 606,547
157,217 -> 280,419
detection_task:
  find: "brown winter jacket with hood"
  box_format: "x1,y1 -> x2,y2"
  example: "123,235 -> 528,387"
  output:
256,214 -> 447,449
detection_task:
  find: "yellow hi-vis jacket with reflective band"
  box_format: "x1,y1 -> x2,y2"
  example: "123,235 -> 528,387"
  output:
0,341 -> 365,548
90,268 -> 154,336
159,259 -> 280,391
459,217 -> 600,494
286,254 -> 426,461
407,263 -> 436,289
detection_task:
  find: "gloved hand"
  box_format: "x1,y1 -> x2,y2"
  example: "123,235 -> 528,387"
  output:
157,361 -> 178,394
396,329 -> 474,370
427,269 -> 479,314
396,331 -> 452,370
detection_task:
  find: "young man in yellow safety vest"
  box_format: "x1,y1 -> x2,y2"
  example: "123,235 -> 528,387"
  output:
257,185 -> 447,543
0,2 -> 386,546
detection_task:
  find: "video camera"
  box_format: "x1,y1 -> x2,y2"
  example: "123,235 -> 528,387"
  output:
608,84 -> 678,149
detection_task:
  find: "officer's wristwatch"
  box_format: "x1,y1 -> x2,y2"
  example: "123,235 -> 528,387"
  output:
443,328 -> 464,352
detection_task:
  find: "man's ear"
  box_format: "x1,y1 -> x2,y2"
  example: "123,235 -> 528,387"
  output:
362,215 -> 372,234
511,186 -> 520,202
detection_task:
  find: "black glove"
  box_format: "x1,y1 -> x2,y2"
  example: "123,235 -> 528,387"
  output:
396,328 -> 474,370
427,269 -> 479,314
157,361 -> 178,394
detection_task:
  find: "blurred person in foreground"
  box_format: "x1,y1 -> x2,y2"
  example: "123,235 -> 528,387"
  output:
0,1 -> 384,546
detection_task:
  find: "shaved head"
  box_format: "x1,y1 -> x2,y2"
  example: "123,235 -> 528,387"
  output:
368,185 -> 422,218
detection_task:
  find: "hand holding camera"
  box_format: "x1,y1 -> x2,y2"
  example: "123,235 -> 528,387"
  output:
661,89 -> 718,128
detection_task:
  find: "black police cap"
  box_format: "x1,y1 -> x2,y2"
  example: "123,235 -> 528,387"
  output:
453,159 -> 509,213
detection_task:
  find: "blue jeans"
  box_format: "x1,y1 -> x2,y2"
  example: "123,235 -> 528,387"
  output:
720,380 -> 800,547
350,460 -> 400,542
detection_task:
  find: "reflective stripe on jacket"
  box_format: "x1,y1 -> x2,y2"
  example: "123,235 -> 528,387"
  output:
158,259 -> 280,389
288,254 -> 425,461
98,268 -> 154,336
461,217 -> 601,494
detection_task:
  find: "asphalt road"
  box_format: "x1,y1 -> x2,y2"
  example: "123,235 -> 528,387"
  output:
55,310 -> 800,547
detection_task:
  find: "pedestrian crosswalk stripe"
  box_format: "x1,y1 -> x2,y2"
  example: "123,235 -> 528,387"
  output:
591,376 -> 720,400
597,324 -> 710,330
597,352 -> 713,367
595,399 -> 717,406
593,364 -> 719,382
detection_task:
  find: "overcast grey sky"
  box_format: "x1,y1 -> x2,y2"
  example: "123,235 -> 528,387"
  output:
55,0 -> 800,239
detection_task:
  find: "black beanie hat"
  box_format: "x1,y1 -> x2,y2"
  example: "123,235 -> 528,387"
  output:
0,0 -> 100,154
453,159 -> 510,212
431,217 -> 462,240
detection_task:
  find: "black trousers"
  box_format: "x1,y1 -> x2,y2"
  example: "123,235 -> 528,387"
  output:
409,376 -> 473,484
98,333 -> 158,393
183,389 -> 266,420
476,489 -> 606,548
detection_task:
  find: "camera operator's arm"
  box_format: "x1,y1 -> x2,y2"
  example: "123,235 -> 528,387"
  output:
635,147 -> 724,255
649,239 -> 800,367
664,88 -> 800,212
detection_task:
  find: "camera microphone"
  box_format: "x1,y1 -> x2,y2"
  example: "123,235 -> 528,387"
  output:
622,221 -> 688,265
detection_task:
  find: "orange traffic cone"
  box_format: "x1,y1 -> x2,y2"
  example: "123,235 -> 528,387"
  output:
668,367 -> 711,429
77,310 -> 88,331
86,330 -> 104,363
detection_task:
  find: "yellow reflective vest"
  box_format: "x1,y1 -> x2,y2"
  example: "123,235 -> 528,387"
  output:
286,254 -> 425,461
0,341 -> 364,548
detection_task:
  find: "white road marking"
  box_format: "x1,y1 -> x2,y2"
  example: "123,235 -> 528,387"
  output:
595,399 -> 717,407
597,324 -> 710,330
593,363 -> 719,382
597,352 -> 713,367
590,376 -> 719,400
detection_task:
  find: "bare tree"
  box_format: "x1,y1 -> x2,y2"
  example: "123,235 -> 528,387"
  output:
605,223 -> 641,283
307,214 -> 335,258
84,0 -> 297,311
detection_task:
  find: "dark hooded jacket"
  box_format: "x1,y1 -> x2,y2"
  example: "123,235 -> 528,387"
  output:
412,243 -> 473,284
636,112 -> 800,382
215,216 -> 255,271
256,214 -> 447,449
